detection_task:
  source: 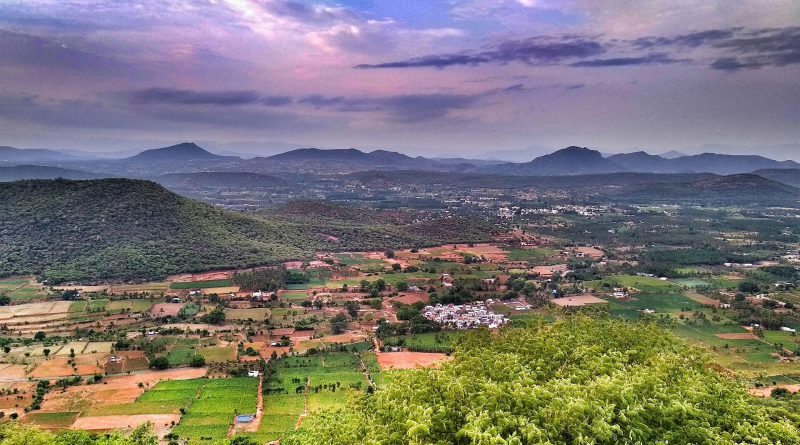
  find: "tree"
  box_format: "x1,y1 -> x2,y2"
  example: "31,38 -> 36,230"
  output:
230,437 -> 259,445
43,348 -> 50,359
396,281 -> 409,292
149,357 -> 170,370
33,331 -> 46,341
384,249 -> 395,259
201,306 -> 226,325
345,302 -> 359,319
738,280 -> 760,293
330,314 -> 348,335
189,354 -> 206,367
0,295 -> 10,306
283,317 -> 800,445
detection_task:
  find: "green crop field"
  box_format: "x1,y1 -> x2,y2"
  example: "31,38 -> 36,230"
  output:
24,411 -> 79,429
86,298 -> 109,312
671,278 -> 711,288
608,292 -> 700,319
584,275 -> 680,293
170,279 -> 234,289
86,379 -> 205,416
383,331 -> 463,353
172,378 -> 258,443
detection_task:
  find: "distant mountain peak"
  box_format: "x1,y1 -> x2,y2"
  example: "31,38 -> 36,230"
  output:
126,142 -> 229,162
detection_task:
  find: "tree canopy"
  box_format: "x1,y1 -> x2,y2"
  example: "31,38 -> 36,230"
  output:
285,317 -> 800,445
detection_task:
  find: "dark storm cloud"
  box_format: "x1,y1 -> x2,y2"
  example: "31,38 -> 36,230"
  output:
300,93 -> 480,122
0,29 -> 133,76
0,93 -> 311,131
354,35 -> 606,69
355,26 -> 800,72
572,53 -> 685,67
708,27 -> 800,70
630,27 -> 800,71
631,29 -> 737,49
128,88 -> 292,106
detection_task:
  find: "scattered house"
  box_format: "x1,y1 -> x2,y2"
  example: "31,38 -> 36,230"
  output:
247,370 -> 260,377
441,273 -> 454,288
612,291 -> 627,299
641,309 -> 656,314
720,303 -> 732,309
781,327 -> 797,333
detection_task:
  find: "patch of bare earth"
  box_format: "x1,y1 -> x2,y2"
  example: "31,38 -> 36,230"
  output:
72,414 -> 180,437
376,352 -> 450,370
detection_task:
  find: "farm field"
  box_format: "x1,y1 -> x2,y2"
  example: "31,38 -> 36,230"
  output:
584,275 -> 681,293
383,331 -> 463,353
171,377 -> 259,443
170,279 -> 234,290
224,308 -> 271,320
505,247 -> 557,262
106,299 -> 155,313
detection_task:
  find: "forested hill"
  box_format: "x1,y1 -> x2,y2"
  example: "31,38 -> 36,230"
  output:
0,179 -> 495,283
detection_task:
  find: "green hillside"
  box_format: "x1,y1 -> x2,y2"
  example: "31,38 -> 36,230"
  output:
0,179 -> 494,283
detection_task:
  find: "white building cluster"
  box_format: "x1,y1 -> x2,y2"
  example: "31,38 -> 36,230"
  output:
422,302 -> 508,329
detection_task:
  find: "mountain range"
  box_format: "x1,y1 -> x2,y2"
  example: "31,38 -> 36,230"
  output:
1,142 -> 798,177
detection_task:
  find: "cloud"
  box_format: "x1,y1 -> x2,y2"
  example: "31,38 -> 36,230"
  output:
632,29 -> 737,49
572,53 -> 685,67
300,93 -> 481,122
630,26 -> 800,71
0,29 -> 134,76
127,88 -> 292,106
709,26 -> 800,70
355,35 -> 606,68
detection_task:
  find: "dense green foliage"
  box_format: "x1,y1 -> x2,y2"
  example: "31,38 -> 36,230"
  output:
286,317 -> 800,445
0,179 -> 494,283
0,422 -> 157,445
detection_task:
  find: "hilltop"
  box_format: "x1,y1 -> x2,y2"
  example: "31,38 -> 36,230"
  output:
124,142 -> 234,162
493,146 -> 624,175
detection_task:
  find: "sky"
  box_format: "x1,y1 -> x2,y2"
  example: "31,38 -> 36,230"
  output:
0,0 -> 798,159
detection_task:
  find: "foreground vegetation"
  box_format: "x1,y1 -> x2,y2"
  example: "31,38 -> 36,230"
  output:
286,317 -> 800,445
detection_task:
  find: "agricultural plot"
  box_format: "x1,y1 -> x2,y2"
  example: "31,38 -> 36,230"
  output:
238,393 -> 305,443
170,279 -> 233,290
384,331 -> 463,353
95,379 -> 206,416
281,290 -> 309,301
671,278 -> 711,288
505,247 -> 557,262
608,293 -> 700,318
172,378 -> 258,443
106,299 -> 154,314
198,346 -> 236,363
584,275 -> 680,293
224,308 -> 271,321
23,411 -> 79,429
